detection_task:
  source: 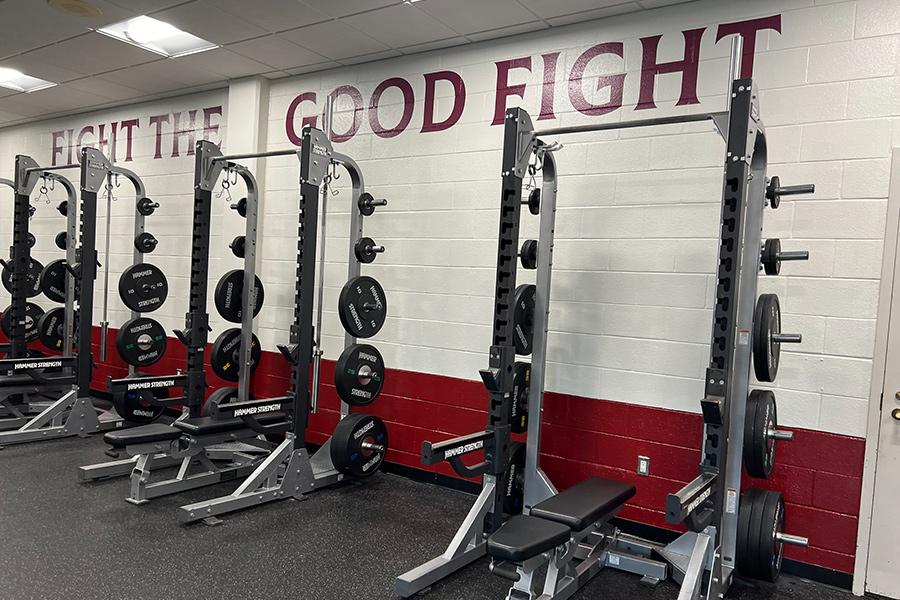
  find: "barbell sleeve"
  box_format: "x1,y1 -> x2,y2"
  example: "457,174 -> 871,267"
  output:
772,333 -> 802,344
776,533 -> 809,547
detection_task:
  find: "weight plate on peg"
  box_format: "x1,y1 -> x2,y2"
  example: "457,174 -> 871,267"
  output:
134,232 -> 158,253
330,413 -> 388,478
230,235 -> 245,258
37,307 -> 66,351
26,232 -> 35,248
511,361 -> 530,434
744,389 -> 777,479
338,275 -> 387,339
116,317 -> 167,367
519,239 -> 538,270
118,263 -> 168,313
0,302 -> 44,342
209,328 -> 261,382
2,258 -> 44,298
527,188 -> 540,216
334,343 -> 385,406
501,442 -> 526,515
214,269 -> 264,323
761,239 -> 781,276
136,197 -> 157,216
354,237 -> 381,264
55,231 -> 68,250
753,294 -> 781,383
737,488 -> 786,582
113,378 -> 166,424
39,259 -> 68,303
513,284 -> 535,355
200,386 -> 258,417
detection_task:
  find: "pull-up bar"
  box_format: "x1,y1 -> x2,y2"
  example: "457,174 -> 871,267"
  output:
535,111 -> 726,138
212,148 -> 301,163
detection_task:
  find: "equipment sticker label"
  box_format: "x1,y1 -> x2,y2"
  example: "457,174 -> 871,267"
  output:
726,488 -> 738,514
737,328 -> 750,346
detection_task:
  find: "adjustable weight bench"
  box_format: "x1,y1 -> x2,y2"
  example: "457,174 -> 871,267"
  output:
79,413 -> 284,504
487,477 -> 665,600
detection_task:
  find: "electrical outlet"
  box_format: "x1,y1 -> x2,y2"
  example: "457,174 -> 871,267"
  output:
637,456 -> 650,476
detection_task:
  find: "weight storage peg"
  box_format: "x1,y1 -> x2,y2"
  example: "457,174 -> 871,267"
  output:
358,192 -> 387,216
136,197 -> 159,216
231,197 -> 248,217
134,232 -> 158,254
354,237 -> 385,264
765,176 -> 815,209
522,188 -> 540,216
519,239 -> 538,270
760,239 -> 809,276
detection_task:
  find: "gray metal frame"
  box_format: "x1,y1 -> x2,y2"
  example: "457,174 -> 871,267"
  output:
177,131 -> 375,524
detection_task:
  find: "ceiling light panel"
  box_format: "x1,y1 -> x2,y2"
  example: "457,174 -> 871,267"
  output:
97,15 -> 218,57
0,67 -> 57,93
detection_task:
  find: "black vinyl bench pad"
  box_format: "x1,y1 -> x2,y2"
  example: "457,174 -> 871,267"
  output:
172,413 -> 285,435
487,477 -> 635,563
103,413 -> 286,448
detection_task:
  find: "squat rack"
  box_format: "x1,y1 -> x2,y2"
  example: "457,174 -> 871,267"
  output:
0,148 -> 152,445
397,38 -> 811,600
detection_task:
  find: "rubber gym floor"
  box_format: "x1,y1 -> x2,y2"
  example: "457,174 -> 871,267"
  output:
0,434 -> 854,600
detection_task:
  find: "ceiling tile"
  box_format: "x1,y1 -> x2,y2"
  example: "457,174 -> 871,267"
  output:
108,0 -> 186,13
342,4 -> 459,48
339,49 -> 403,66
416,0 -> 536,36
20,33 -> 159,77
230,35 -> 329,70
172,47 -> 274,80
300,0 -> 396,19
546,3 -> 643,26
0,52 -> 85,85
0,0 -> 134,58
467,21 -> 548,43
285,61 -> 342,76
154,0 -> 269,44
0,93 -> 63,118
516,0 -> 634,19
214,0 -> 330,33
97,60 -> 219,94
398,37 -> 469,55
64,76 -> 146,102
637,0 -> 697,8
25,84 -> 112,113
280,21 -> 388,60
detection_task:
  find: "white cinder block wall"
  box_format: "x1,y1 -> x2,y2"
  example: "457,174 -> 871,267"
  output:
259,0 -> 896,441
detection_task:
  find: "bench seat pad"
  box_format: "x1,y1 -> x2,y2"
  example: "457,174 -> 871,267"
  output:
487,515 -> 571,562
104,423 -> 181,448
172,413 -> 285,435
531,477 -> 635,532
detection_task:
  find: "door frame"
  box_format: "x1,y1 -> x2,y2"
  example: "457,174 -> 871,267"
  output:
853,149 -> 900,595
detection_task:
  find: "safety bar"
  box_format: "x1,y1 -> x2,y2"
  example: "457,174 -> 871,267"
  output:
107,373 -> 186,394
0,356 -> 76,371
665,471 -> 717,524
212,148 -> 301,162
422,430 -> 493,465
209,396 -> 293,419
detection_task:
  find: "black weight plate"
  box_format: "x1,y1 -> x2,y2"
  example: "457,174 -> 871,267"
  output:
753,294 -> 781,382
230,235 -> 245,258
134,231 -> 158,253
1,302 -> 44,342
761,238 -> 781,276
513,284 -> 535,355
26,232 -> 35,248
737,489 -> 785,582
501,442 -> 526,515
2,258 -> 44,298
744,389 -> 777,479
118,263 -> 168,313
210,328 -> 261,382
201,386 -> 240,417
330,413 -> 388,478
116,317 -> 166,367
338,276 -> 387,339
354,237 -> 379,264
39,259 -> 68,303
55,231 -> 67,250
113,382 -> 166,424
214,269 -> 264,323
520,239 -> 538,270
527,187 -> 540,216
37,307 -> 66,351
510,361 -> 530,434
335,343 -> 385,406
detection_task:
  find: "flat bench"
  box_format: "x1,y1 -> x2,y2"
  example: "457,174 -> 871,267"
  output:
103,414 -> 286,449
487,477 -> 635,562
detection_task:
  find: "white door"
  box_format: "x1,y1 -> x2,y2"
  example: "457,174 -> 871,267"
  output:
866,166 -> 900,598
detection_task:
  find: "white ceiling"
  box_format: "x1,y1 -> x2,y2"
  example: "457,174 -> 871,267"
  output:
0,0 -> 697,128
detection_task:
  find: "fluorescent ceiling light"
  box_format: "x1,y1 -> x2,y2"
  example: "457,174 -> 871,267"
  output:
97,16 -> 218,57
0,67 -> 57,93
